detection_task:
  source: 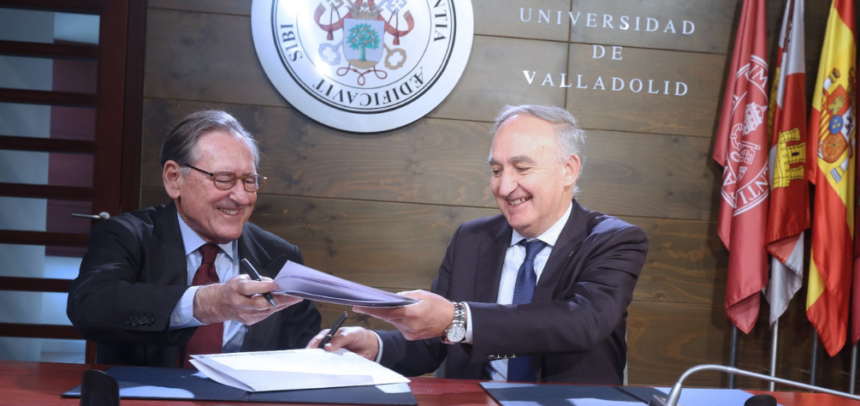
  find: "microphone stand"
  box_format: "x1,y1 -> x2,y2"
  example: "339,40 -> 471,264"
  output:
649,364 -> 860,406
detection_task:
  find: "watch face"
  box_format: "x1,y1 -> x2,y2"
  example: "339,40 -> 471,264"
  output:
446,324 -> 465,342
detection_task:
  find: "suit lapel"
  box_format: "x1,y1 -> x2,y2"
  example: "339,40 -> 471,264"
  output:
533,200 -> 590,303
474,219 -> 512,303
153,201 -> 190,286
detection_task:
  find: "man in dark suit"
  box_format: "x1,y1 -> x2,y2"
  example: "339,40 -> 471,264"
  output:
309,105 -> 648,384
68,110 -> 320,367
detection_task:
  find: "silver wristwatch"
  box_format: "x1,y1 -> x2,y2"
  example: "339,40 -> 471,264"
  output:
443,302 -> 467,344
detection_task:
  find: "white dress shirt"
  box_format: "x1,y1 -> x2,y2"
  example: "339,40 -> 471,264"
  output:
481,202 -> 572,380
168,212 -> 247,353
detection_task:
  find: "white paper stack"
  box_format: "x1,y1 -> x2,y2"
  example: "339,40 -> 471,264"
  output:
190,348 -> 410,392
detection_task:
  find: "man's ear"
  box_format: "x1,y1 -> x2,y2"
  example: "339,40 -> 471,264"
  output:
562,154 -> 581,188
163,160 -> 183,199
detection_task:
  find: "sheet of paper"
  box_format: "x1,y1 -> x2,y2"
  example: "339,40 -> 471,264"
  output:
192,348 -> 410,392
273,261 -> 417,307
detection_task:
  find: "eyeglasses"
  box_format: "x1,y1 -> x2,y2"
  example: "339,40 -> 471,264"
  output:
184,164 -> 267,192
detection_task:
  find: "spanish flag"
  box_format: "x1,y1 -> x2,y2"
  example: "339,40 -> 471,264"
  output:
807,0 -> 856,357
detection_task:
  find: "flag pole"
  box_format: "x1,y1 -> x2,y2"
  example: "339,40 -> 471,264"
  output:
729,325 -> 739,389
769,318 -> 779,391
810,332 -> 819,387
851,343 -> 858,394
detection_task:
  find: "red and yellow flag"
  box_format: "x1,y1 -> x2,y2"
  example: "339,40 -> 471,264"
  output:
807,0 -> 856,357
765,0 -> 807,327
713,0 -> 769,334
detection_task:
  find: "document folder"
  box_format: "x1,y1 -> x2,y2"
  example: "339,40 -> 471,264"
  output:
481,382 -> 778,406
63,366 -> 418,405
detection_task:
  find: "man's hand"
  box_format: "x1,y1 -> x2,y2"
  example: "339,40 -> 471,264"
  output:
193,274 -> 302,325
353,290 -> 455,341
306,326 -> 380,361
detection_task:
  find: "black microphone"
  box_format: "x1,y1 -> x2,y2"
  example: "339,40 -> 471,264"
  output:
79,369 -> 119,406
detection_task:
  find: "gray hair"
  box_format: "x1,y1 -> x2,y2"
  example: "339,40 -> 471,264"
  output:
160,110 -> 260,169
490,105 -> 586,167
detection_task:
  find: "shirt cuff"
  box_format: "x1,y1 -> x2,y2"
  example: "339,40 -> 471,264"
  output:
373,331 -> 384,363
169,286 -> 205,330
463,302 -> 473,344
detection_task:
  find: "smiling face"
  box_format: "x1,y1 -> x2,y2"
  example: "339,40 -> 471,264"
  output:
163,130 -> 258,244
490,114 -> 581,238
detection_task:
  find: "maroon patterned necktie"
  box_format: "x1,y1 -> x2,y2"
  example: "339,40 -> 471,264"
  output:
183,244 -> 223,368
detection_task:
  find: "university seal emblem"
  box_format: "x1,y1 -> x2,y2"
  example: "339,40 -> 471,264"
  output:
252,0 -> 474,133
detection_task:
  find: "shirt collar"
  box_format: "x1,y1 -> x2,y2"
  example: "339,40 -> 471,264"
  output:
509,202 -> 573,248
176,211 -> 235,259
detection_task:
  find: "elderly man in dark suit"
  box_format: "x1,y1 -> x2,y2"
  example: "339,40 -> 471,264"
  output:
309,105 -> 648,384
68,110 -> 320,367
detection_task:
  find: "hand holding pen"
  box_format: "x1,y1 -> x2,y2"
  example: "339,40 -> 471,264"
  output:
319,311 -> 348,348
240,258 -> 278,307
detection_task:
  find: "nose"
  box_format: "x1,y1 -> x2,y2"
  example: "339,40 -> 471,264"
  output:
229,181 -> 253,205
495,169 -> 518,197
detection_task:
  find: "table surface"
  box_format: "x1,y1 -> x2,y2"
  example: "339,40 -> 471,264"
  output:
0,360 -> 858,406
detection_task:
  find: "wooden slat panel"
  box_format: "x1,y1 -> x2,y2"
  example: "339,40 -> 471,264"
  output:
568,0 -> 737,53
118,0 -> 148,214
140,99 -> 497,207
0,135 -> 95,153
0,231 -> 88,247
473,0 -> 571,42
0,183 -> 93,200
148,0 -> 251,16
428,35 -> 569,122
143,9 -> 287,107
0,88 -> 98,107
316,301 -> 395,332
623,217 -> 726,305
565,44 -> 725,137
141,187 -> 496,290
627,299 -> 856,390
577,130 -> 718,220
0,323 -> 81,340
0,40 -> 99,59
0,277 -> 70,293
0,0 -> 103,14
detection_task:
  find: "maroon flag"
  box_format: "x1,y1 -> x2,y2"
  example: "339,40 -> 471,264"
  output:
713,0 -> 770,334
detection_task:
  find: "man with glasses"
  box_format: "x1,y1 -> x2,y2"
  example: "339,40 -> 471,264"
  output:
68,110 -> 320,367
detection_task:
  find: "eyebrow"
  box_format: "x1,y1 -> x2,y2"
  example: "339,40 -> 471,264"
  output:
489,155 -> 536,166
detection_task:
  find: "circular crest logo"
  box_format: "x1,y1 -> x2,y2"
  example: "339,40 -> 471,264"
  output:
252,0 -> 474,133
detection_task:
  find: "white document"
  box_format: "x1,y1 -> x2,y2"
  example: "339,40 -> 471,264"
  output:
273,261 -> 417,307
189,348 -> 410,392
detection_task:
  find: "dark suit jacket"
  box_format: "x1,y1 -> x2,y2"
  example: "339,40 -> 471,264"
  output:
377,200 -> 648,384
67,202 -> 321,367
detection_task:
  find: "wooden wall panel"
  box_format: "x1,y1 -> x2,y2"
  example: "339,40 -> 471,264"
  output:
149,0 -> 250,15
623,217 -> 726,305
141,186 -> 496,290
141,99 -> 496,207
578,130 -> 719,220
472,0 -> 571,42
428,35 -> 570,122
566,44 -> 726,137
143,8 -> 287,107
569,0 -> 737,53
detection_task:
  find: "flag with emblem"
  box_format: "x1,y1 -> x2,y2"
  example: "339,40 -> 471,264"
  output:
713,0 -> 770,334
807,0 -> 856,357
764,0 -> 807,327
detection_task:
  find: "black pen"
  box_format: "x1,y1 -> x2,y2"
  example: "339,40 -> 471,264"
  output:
319,311 -> 348,348
240,258 -> 277,307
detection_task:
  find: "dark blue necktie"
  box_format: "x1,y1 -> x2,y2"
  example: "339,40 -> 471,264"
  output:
507,239 -> 547,382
